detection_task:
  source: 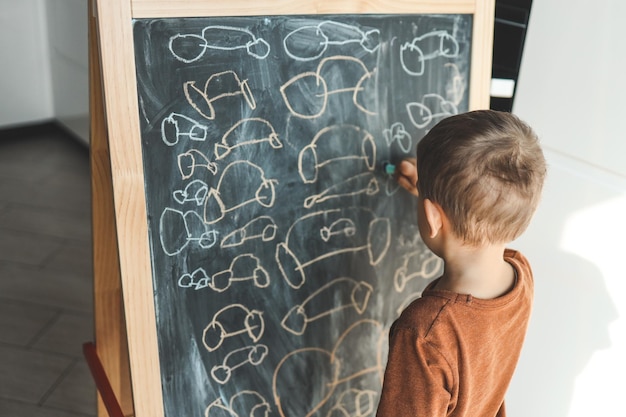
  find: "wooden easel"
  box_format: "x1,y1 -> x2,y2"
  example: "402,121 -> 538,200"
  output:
86,2 -> 495,417
86,1 -> 133,415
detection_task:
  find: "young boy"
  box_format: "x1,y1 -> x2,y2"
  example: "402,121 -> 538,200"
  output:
376,110 -> 547,417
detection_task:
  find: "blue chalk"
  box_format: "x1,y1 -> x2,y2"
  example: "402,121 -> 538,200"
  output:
384,163 -> 396,175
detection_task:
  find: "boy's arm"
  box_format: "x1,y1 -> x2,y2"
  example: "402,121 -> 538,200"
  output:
396,159 -> 419,197
377,327 -> 453,417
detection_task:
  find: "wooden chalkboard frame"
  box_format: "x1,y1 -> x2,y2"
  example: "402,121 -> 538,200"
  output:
91,1 -> 494,416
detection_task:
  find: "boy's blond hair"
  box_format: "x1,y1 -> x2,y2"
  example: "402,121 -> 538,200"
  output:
416,110 -> 547,246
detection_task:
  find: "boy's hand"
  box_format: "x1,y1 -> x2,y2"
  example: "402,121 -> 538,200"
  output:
396,158 -> 418,197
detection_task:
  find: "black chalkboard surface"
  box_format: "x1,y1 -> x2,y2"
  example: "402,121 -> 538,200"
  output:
133,14 -> 471,417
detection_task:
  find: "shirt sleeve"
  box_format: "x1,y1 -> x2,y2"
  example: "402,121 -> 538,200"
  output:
376,326 -> 454,417
496,401 -> 507,417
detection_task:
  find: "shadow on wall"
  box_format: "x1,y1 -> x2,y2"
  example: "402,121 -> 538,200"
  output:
509,158 -> 620,417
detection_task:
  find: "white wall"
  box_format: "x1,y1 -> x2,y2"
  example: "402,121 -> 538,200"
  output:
46,0 -> 89,142
0,0 -> 89,143
509,0 -> 626,416
0,0 -> 54,127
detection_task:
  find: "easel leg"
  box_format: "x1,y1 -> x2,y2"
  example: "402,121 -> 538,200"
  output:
83,342 -> 126,417
89,2 -> 134,415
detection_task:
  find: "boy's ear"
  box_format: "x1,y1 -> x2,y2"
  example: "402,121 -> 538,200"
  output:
423,198 -> 444,239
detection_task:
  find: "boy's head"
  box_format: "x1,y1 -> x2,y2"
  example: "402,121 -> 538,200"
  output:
416,110 -> 547,247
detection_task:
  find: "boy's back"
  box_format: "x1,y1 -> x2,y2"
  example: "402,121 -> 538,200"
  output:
376,249 -> 533,417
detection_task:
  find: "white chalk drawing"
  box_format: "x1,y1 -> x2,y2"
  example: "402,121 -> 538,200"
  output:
211,254 -> 270,292
178,149 -> 218,180
283,20 -> 380,61
396,291 -> 424,317
444,62 -> 466,106
281,277 -> 373,336
298,124 -> 376,184
304,172 -> 380,209
276,208 -> 391,289
327,388 -> 378,417
173,179 -> 208,205
170,25 -> 270,63
272,320 -> 385,417
178,267 -> 210,290
211,344 -> 269,384
280,56 -> 377,119
215,118 -> 282,160
382,122 -> 412,154
204,160 -> 278,225
221,216 -> 278,248
202,304 -> 264,352
320,219 -> 356,242
184,70 -> 256,120
394,250 -> 442,292
178,254 -> 269,292
205,390 -> 271,417
159,208 -> 218,256
406,93 -> 458,129
396,225 -> 423,250
383,176 -> 402,197
161,113 -> 208,146
400,29 -> 459,76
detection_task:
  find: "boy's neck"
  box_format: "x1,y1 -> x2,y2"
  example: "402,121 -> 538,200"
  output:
435,243 -> 515,299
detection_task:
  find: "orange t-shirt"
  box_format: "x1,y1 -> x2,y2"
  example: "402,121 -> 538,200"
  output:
376,249 -> 533,417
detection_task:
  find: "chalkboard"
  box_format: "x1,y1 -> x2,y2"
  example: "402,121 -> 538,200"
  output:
132,14 -> 471,417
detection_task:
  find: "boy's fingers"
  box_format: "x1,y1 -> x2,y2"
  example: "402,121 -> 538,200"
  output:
397,175 -> 419,197
397,159 -> 418,196
398,159 -> 417,181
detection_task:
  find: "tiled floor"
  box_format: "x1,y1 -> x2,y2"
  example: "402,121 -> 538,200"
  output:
0,124 -> 96,416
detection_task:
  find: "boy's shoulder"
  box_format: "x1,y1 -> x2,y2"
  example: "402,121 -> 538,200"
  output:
392,249 -> 533,337
392,287 -> 455,336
